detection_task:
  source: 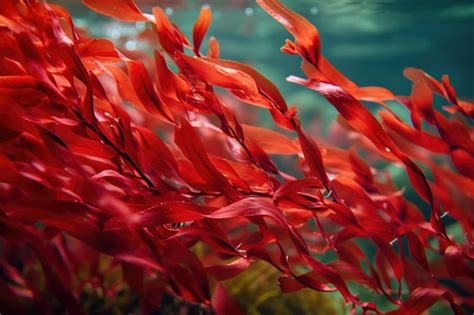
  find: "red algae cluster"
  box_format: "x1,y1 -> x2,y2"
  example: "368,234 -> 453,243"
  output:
0,0 -> 472,314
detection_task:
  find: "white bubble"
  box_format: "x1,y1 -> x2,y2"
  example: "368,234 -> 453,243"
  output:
125,40 -> 136,50
310,6 -> 319,15
245,7 -> 254,16
165,7 -> 174,16
110,28 -> 121,39
135,22 -> 146,31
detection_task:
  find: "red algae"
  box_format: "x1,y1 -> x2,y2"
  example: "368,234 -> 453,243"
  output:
0,0 -> 472,314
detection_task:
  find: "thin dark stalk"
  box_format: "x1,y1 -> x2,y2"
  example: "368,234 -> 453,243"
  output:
73,110 -> 156,189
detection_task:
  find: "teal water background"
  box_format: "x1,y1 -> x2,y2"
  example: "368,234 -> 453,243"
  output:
58,0 -> 473,100
56,0 -> 473,137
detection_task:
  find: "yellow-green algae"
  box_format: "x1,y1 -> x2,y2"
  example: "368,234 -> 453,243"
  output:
225,261 -> 345,315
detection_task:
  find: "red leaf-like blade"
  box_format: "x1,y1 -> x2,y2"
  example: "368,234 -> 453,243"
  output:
82,0 -> 148,22
192,6 -> 212,57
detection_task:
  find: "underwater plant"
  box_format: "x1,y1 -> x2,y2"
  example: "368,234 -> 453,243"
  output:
0,0 -> 472,314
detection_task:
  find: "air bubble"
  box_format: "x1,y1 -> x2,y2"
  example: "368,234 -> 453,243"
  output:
110,28 -> 121,39
135,22 -> 146,31
125,40 -> 136,50
165,7 -> 174,16
245,7 -> 254,16
310,6 -> 319,15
